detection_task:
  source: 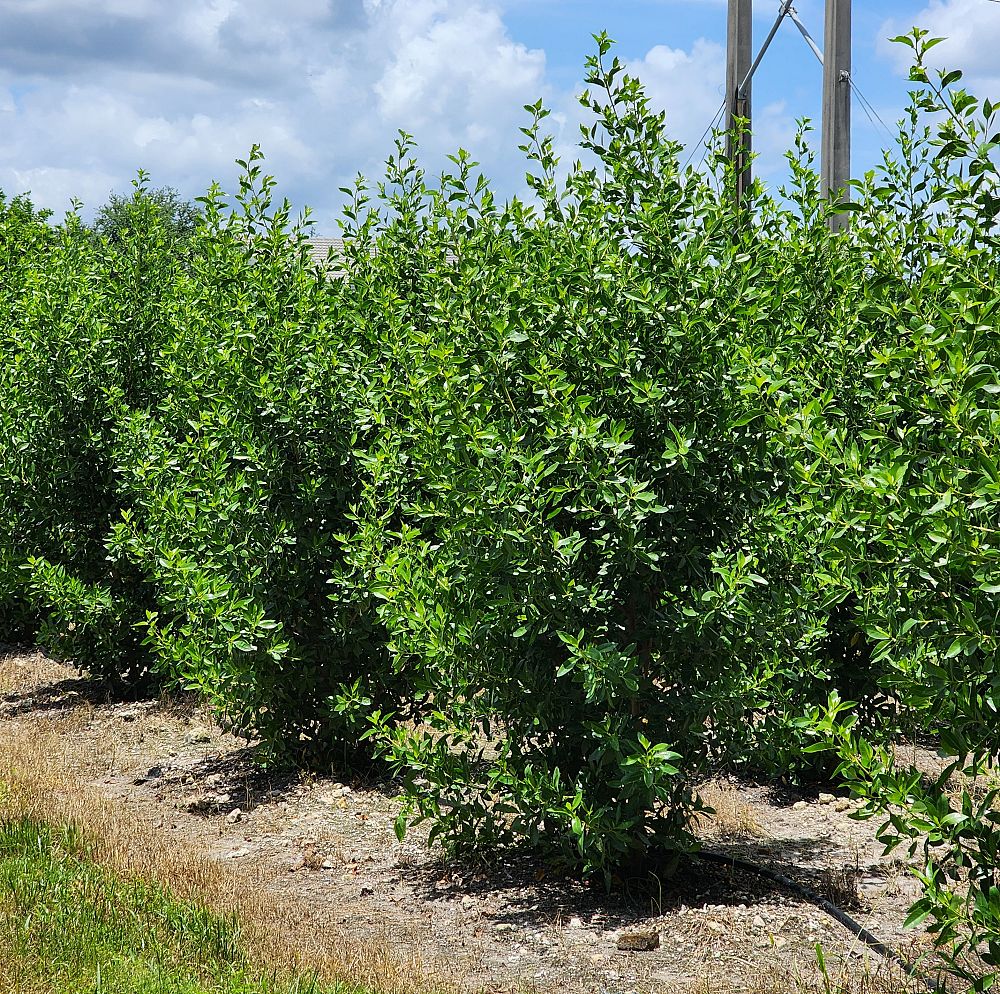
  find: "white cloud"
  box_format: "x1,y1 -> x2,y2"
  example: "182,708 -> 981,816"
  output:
626,37 -> 795,182
0,0 -> 804,227
7,166 -> 119,217
539,38 -> 728,177
880,1 -> 1000,94
370,1 -> 545,148
0,0 -> 548,228
526,31 -> 797,205
629,38 -> 726,147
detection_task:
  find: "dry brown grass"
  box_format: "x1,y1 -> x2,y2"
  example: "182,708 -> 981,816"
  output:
696,781 -> 769,839
0,704 -> 448,994
0,646 -> 59,696
0,649 -> 943,994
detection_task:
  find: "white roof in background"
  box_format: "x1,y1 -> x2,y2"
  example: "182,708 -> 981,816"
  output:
302,235 -> 456,269
305,236 -> 345,265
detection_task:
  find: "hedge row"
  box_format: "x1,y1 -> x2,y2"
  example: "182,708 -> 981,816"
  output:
1,33 -> 997,987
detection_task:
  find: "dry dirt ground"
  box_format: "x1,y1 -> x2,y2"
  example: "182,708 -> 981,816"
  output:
0,646 -> 940,994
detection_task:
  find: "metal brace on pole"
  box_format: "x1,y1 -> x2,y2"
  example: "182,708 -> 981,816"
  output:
726,1 -> 795,207
787,6 -> 824,67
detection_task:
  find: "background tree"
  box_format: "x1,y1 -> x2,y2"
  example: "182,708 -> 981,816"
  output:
91,178 -> 199,248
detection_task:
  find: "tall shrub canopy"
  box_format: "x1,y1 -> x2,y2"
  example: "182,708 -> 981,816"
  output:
1,30 -> 998,989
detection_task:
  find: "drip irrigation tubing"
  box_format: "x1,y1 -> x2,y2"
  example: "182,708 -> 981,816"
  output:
692,849 -> 944,993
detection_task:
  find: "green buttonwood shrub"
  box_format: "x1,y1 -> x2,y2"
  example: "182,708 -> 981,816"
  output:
106,151 -> 405,765
753,31 -> 1000,989
0,182 -> 175,687
341,40 -> 881,874
0,191 -> 56,642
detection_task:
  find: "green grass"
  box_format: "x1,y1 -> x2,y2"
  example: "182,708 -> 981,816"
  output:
0,816 -> 361,994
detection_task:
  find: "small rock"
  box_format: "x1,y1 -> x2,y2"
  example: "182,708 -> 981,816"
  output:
223,847 -> 250,859
185,727 -> 212,744
792,800 -> 808,810
752,915 -> 766,930
834,799 -> 852,812
225,808 -> 242,825
617,931 -> 660,952
321,859 -> 335,870
495,923 -> 516,934
707,921 -> 725,933
819,792 -> 835,805
568,916 -> 583,928
461,896 -> 475,911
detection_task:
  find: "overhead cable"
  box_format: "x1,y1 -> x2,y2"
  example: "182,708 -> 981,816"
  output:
682,99 -> 727,171
850,79 -> 895,142
683,1 -> 898,175
789,5 -> 895,143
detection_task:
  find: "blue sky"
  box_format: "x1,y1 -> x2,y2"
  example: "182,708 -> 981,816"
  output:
1,1 -> 997,233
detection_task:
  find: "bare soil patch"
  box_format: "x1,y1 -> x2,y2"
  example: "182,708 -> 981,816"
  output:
0,646 -> 937,993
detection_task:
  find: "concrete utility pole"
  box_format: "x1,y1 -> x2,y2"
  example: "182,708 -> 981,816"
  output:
821,0 -> 852,230
725,0 -> 753,204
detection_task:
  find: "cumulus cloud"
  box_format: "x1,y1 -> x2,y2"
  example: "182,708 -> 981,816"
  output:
0,0 -> 548,227
560,36 -> 793,182
0,0 -> 795,228
628,38 -> 726,146
880,1 -> 1000,93
370,1 -> 545,146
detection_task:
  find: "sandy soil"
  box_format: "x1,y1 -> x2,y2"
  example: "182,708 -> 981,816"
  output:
0,645 -> 938,994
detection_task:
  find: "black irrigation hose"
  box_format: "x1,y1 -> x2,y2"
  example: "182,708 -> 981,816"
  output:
692,850 -> 944,993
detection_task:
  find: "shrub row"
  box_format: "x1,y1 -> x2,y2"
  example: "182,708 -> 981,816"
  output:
0,32 -> 997,987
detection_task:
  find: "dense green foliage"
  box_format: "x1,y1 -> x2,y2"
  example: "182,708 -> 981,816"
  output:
0,29 -> 998,990
92,180 -> 200,249
0,816 -> 363,993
